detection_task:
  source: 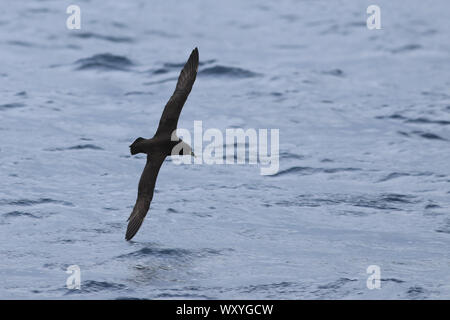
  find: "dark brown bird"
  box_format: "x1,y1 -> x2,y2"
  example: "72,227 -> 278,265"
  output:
125,48 -> 199,241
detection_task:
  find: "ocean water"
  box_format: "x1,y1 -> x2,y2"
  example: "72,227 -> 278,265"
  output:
0,0 -> 449,299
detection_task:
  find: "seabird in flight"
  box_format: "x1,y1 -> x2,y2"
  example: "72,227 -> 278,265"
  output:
125,48 -> 199,241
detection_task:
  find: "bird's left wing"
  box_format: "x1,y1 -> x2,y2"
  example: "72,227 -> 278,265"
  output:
125,152 -> 167,241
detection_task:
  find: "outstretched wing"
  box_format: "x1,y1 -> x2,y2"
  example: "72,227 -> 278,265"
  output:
125,152 -> 167,241
155,47 -> 199,136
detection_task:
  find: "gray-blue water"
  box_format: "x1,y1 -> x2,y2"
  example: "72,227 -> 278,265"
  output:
1,0 -> 449,299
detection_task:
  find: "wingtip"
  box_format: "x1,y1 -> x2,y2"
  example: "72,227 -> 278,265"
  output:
125,228 -> 136,241
188,47 -> 199,72
192,47 -> 199,60
125,212 -> 145,241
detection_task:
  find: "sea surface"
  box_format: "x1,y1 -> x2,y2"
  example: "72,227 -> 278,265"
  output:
0,0 -> 449,299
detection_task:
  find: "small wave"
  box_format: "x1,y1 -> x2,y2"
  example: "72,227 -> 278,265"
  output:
151,68 -> 170,75
240,281 -> 294,294
156,292 -> 213,299
0,198 -> 73,207
272,193 -> 417,211
144,29 -> 180,38
376,114 -> 407,120
103,207 -> 119,211
143,77 -> 178,86
279,152 -> 304,160
273,166 -> 317,176
148,59 -> 216,75
317,278 -> 357,290
412,130 -> 446,141
7,40 -> 35,48
26,8 -> 52,14
159,62 -> 179,69
378,114 -> 450,126
111,21 -> 127,29
436,219 -> 450,234
391,44 -> 422,54
407,286 -> 427,298
71,32 -> 134,43
353,193 -> 417,210
2,211 -> 39,219
0,103 -> 25,110
272,166 -> 360,177
381,278 -> 405,283
124,91 -> 153,96
275,195 -> 339,208
93,228 -> 114,234
118,247 -> 192,259
45,144 -> 103,151
270,92 -> 283,97
68,144 -> 103,150
321,69 -> 344,77
380,194 -> 417,203
68,280 -> 127,294
57,239 -> 76,244
117,246 -> 223,260
425,203 -> 441,209
15,91 -> 27,97
406,117 -> 450,126
378,172 -> 410,182
421,91 -> 450,99
346,21 -> 367,28
322,167 -> 361,173
199,65 -> 261,78
75,54 -> 134,71
378,171 -> 433,182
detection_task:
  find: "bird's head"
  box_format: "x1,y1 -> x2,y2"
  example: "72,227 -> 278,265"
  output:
129,137 -> 145,155
130,137 -> 145,146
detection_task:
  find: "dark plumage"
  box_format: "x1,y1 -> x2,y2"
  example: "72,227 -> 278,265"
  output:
125,48 -> 199,241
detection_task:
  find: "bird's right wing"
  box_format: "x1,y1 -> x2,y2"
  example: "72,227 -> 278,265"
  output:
125,152 -> 167,241
155,48 -> 199,137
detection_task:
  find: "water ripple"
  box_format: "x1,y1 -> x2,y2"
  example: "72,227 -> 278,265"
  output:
45,144 -> 103,151
199,65 -> 261,78
0,103 -> 26,110
75,54 -> 134,71
272,166 -> 361,177
71,32 -> 134,43
0,198 -> 73,207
